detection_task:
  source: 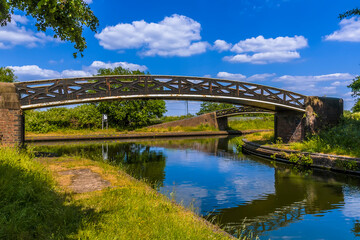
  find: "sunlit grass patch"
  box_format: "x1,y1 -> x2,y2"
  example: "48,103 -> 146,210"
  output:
228,116 -> 274,131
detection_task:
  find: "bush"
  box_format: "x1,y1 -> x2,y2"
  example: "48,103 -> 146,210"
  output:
25,108 -> 72,133
25,104 -> 102,133
69,104 -> 102,129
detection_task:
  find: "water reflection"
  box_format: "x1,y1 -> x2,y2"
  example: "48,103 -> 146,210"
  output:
33,137 -> 360,239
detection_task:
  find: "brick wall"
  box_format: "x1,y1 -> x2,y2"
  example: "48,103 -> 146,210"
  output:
148,112 -> 227,130
0,82 -> 24,147
0,109 -> 23,146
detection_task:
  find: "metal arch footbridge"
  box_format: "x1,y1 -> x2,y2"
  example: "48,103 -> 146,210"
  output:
15,75 -> 307,112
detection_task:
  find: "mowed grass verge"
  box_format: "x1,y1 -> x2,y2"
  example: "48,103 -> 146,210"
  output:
0,147 -> 231,240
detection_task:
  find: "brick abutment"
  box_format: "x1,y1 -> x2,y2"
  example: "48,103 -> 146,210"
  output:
0,83 -> 24,147
275,96 -> 343,143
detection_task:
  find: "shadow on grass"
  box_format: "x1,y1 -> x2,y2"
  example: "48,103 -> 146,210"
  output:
0,158 -> 99,240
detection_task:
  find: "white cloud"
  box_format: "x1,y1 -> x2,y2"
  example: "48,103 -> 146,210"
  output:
0,14 -> 54,49
217,72 -> 246,80
274,73 -> 354,83
9,65 -> 61,79
86,61 -> 148,73
272,73 -> 354,97
231,35 -> 308,53
95,14 -> 209,57
83,0 -> 93,4
216,72 -> 276,82
9,61 -> 148,81
221,35 -> 308,64
247,73 -> 276,81
224,51 -> 301,64
325,17 -> 360,42
213,39 -> 232,52
61,70 -> 92,78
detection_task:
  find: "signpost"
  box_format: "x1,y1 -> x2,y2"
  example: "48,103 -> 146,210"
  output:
102,114 -> 108,130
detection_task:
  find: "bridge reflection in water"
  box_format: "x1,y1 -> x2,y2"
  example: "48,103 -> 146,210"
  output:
33,137 -> 360,239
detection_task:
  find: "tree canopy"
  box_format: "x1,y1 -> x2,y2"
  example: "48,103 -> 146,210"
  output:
0,67 -> 16,82
96,67 -> 167,129
0,0 -> 99,57
352,99 -> 360,113
339,8 -> 360,19
197,102 -> 234,115
348,75 -> 360,112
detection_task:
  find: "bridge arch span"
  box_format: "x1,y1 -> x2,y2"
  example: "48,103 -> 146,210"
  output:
14,75 -> 306,111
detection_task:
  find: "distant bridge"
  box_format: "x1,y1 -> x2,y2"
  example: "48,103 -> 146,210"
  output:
14,75 -> 306,111
215,106 -> 273,118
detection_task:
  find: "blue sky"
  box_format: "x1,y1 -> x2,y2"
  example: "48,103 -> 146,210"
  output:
1,0 -> 360,114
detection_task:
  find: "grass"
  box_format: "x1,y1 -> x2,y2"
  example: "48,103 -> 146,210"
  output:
137,123 -> 218,133
228,116 -> 274,131
238,113 -> 360,158
0,147 -> 84,239
26,124 -> 218,137
288,113 -> 360,157
0,147 -> 234,239
26,128 -> 120,137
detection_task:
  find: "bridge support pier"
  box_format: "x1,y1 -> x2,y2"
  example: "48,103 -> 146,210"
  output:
216,117 -> 228,131
275,96 -> 343,143
0,83 -> 24,147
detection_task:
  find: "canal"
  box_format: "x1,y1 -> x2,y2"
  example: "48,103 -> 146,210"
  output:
33,136 -> 360,239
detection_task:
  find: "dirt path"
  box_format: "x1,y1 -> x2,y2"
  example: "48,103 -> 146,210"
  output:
58,168 -> 111,193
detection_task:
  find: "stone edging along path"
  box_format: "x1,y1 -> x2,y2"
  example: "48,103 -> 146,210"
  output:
242,139 -> 360,175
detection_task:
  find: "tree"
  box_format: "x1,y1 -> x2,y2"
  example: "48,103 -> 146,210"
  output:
348,76 -> 360,98
340,8 -> 360,19
348,76 -> 360,111
96,67 -> 167,129
197,102 -> 234,115
352,99 -> 360,113
0,67 -> 16,82
0,0 -> 99,57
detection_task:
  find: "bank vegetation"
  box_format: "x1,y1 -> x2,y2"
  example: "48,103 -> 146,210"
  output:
0,147 -> 237,239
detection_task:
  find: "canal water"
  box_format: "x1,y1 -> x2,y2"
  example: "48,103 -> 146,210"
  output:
33,136 -> 360,239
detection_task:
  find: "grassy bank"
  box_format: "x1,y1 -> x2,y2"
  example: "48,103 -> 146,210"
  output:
228,116 -> 274,131
26,115 -> 273,137
289,113 -> 360,157
26,124 -> 218,138
0,147 -> 233,239
238,113 -> 360,158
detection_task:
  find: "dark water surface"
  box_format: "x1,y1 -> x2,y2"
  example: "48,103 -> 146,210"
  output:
33,136 -> 360,239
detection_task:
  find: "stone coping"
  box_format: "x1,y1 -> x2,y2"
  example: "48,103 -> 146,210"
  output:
242,139 -> 360,175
